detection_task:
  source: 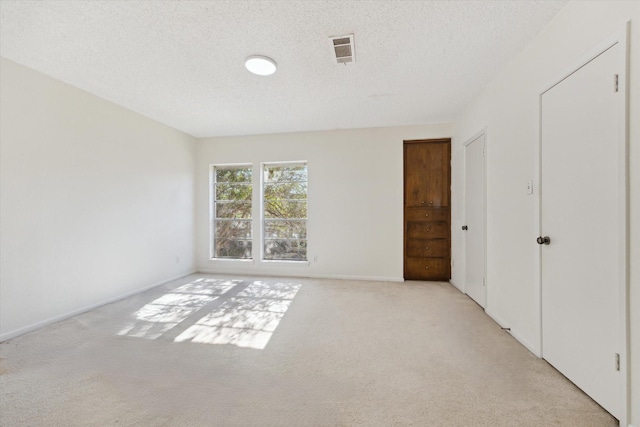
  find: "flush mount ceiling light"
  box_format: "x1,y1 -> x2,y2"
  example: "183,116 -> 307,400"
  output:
245,55 -> 277,76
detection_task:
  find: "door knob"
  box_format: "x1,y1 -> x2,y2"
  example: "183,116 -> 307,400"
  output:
536,236 -> 551,245
462,225 -> 468,230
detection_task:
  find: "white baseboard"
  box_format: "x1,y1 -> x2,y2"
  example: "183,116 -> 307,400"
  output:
196,268 -> 404,283
485,308 -> 541,357
0,269 -> 197,342
303,273 -> 404,282
509,327 -> 541,358
485,308 -> 509,328
449,279 -> 464,293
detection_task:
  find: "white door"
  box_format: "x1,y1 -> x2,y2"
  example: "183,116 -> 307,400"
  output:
464,134 -> 486,307
540,42 -> 623,419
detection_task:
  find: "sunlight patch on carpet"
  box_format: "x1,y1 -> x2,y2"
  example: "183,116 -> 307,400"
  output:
174,282 -> 301,349
117,278 -> 301,349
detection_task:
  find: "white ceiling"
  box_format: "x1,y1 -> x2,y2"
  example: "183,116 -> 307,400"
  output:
0,0 -> 567,138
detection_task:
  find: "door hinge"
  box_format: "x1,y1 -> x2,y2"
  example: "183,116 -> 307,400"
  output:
614,74 -> 619,92
482,148 -> 485,157
482,277 -> 485,287
615,353 -> 620,371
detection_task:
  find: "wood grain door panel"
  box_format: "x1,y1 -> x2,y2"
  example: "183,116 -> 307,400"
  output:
406,238 -> 449,258
404,208 -> 449,222
405,258 -> 449,280
406,221 -> 449,239
404,141 -> 450,208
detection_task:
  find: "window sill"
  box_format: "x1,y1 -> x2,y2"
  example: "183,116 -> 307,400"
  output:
261,259 -> 310,266
207,258 -> 310,266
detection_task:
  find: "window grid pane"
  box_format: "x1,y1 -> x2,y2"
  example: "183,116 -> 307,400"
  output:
213,166 -> 252,259
264,165 -> 307,183
263,164 -> 307,261
216,183 -> 252,201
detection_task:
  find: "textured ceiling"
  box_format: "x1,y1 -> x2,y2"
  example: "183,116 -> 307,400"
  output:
0,1 -> 567,138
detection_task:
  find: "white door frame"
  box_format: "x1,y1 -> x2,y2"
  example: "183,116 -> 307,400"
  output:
463,129 -> 487,307
535,24 -> 629,425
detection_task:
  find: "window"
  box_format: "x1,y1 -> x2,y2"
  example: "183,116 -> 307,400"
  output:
263,163 -> 307,261
210,162 -> 308,262
212,166 -> 252,259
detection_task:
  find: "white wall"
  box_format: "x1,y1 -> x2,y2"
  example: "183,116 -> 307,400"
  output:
196,124 -> 452,281
451,1 -> 640,424
0,58 -> 197,340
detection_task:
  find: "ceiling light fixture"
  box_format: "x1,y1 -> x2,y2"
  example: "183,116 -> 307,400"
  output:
245,55 -> 277,76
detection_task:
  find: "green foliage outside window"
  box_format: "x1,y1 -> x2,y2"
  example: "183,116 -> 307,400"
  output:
213,167 -> 252,258
263,164 -> 307,260
212,163 -> 308,261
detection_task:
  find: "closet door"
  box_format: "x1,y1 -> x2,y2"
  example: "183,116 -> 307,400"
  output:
464,134 -> 486,307
540,41 -> 624,419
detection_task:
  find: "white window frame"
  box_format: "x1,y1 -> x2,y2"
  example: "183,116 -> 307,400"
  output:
260,161 -> 308,262
210,163 -> 253,260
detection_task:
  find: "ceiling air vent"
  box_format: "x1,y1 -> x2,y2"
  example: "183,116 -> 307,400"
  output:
330,34 -> 355,64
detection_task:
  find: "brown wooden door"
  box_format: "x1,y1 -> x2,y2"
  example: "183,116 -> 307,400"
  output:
404,139 -> 451,281
405,141 -> 450,208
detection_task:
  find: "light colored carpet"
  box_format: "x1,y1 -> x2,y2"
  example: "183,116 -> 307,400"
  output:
0,274 -> 616,426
